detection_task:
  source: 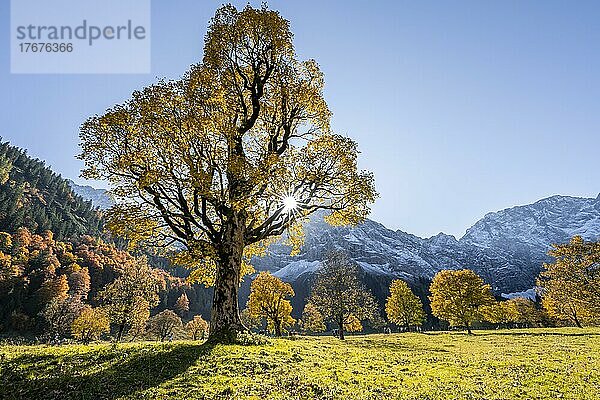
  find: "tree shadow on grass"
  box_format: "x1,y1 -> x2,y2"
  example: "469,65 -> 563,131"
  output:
0,342 -> 214,400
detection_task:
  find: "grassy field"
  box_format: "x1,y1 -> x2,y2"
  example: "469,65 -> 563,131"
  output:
1,328 -> 599,400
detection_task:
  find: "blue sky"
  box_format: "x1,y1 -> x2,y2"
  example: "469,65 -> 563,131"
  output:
1,0 -> 598,238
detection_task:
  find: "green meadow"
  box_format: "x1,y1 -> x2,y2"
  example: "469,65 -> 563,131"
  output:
1,328 -> 599,400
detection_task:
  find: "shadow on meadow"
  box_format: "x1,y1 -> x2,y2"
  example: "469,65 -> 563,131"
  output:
0,342 -> 213,400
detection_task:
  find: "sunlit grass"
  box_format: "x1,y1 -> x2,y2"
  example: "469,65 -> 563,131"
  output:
1,328 -> 599,399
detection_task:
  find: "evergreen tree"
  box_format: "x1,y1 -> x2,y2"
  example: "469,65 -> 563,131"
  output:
0,140 -> 103,240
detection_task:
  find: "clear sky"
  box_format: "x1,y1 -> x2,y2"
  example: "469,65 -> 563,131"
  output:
1,0 -> 598,238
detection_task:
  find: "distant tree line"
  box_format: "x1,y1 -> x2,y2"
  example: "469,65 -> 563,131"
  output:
241,235 -> 600,338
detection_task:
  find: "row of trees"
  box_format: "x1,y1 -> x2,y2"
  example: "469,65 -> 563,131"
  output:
384,235 -> 600,333
426,236 -> 600,331
240,254 -> 538,339
243,235 -> 600,338
70,308 -> 209,343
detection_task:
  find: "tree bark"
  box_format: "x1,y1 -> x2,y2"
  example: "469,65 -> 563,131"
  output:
274,319 -> 282,337
573,312 -> 583,328
208,213 -> 246,344
116,322 -> 125,342
338,318 -> 345,340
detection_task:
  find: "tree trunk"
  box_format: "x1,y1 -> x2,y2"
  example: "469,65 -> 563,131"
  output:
338,319 -> 345,340
116,322 -> 125,342
208,213 -> 246,344
466,322 -> 472,335
573,312 -> 583,328
274,318 -> 282,337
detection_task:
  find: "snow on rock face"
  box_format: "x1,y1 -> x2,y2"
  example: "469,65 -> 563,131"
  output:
272,260 -> 322,281
70,181 -> 600,295
462,195 -> 600,249
253,195 -> 600,294
501,288 -> 537,301
68,180 -> 115,210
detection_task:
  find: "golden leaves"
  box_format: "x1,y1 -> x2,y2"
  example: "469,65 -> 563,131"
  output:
385,279 -> 425,327
246,271 -> 295,335
537,236 -> 600,326
105,205 -> 158,250
429,269 -> 494,328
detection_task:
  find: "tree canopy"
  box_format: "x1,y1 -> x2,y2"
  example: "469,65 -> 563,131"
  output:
309,251 -> 379,339
185,315 -> 209,340
300,302 -> 326,333
246,271 -> 295,336
71,307 -> 110,343
537,236 -> 600,327
429,269 -> 494,334
148,309 -> 183,341
385,279 -> 425,329
99,257 -> 165,341
79,4 -> 376,343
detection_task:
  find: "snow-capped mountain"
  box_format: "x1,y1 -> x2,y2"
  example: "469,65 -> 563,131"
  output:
253,194 -> 600,295
462,194 -> 600,254
67,180 -> 115,210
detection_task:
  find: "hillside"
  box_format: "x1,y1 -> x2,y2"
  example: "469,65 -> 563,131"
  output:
2,328 -> 599,399
0,141 -> 103,240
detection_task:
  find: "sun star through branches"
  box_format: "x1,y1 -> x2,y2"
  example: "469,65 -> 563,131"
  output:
282,196 -> 298,213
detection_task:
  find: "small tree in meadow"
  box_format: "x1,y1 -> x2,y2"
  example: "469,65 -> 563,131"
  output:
41,296 -> 86,337
484,297 -> 541,328
185,315 -> 209,340
537,236 -> 600,327
429,269 -> 494,334
507,297 -> 540,328
99,257 -> 164,341
148,310 -> 182,341
71,307 -> 110,343
385,279 -> 425,330
247,272 -> 295,336
309,251 -> 379,340
482,301 -> 513,327
300,302 -> 326,334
